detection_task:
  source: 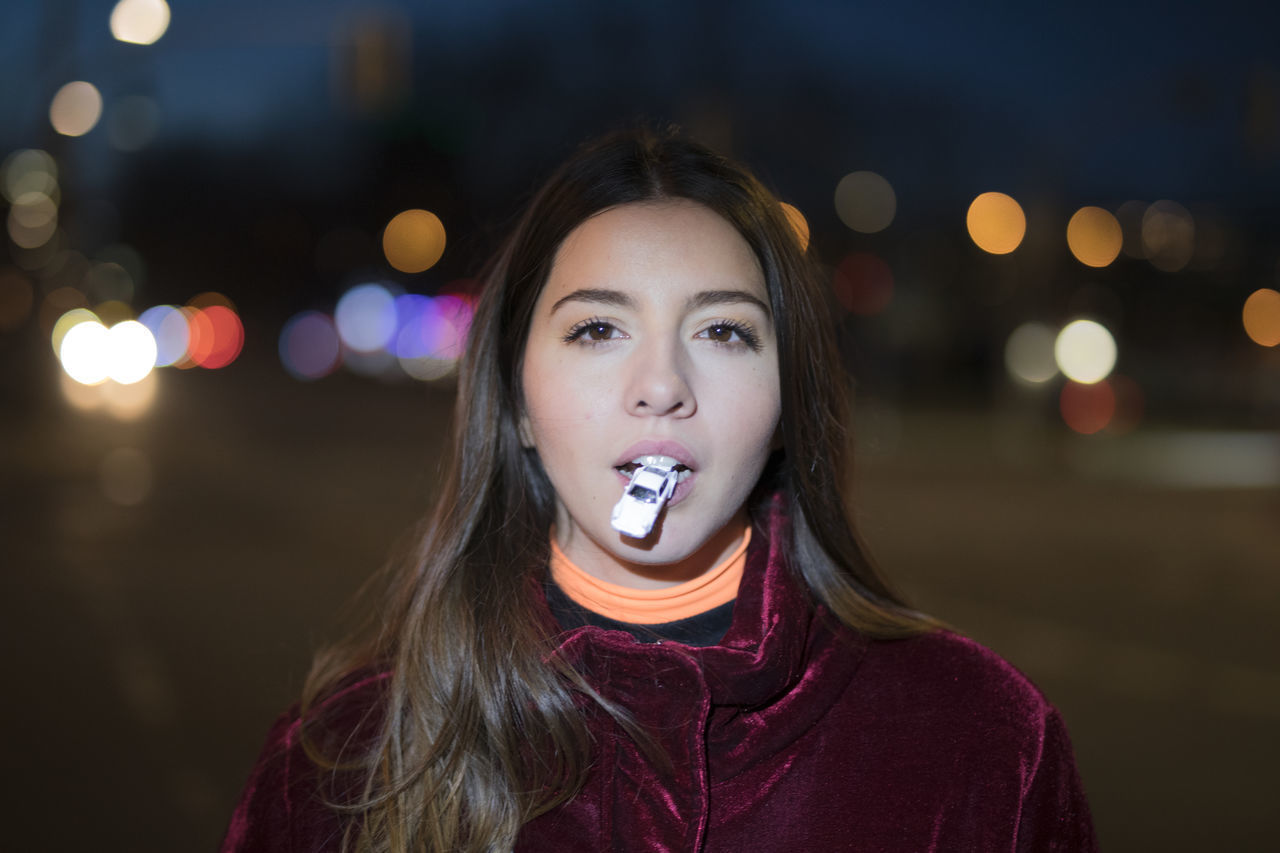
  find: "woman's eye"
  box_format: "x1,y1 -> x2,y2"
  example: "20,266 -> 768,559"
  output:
706,324 -> 737,343
564,320 -> 622,344
699,321 -> 762,351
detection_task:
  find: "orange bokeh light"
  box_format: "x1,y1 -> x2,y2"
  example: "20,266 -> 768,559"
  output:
383,209 -> 446,273
966,192 -> 1026,255
1066,207 -> 1123,268
1242,288 -> 1280,347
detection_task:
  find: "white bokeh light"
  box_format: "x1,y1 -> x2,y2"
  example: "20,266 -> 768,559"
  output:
110,0 -> 171,45
1054,320 -> 1117,384
49,81 -> 104,137
59,320 -> 111,385
106,320 -> 158,384
1004,322 -> 1059,384
335,283 -> 397,352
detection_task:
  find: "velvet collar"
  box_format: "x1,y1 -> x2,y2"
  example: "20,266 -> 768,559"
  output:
544,494 -> 867,729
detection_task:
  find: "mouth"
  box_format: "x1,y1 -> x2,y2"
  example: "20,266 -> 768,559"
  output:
614,454 -> 693,482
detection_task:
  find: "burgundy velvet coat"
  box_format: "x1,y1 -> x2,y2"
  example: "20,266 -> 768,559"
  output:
223,506 -> 1097,852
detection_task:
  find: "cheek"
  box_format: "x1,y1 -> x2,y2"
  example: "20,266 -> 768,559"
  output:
709,368 -> 781,453
522,357 -> 606,445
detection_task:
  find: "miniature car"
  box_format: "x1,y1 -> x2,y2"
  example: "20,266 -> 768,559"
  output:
611,464 -> 679,538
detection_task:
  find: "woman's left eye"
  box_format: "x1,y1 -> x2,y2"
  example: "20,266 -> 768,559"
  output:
698,321 -> 762,351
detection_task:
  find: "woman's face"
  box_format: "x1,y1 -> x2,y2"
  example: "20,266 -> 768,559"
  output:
521,200 -> 781,584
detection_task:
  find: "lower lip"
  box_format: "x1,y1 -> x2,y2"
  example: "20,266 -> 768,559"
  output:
614,469 -> 694,507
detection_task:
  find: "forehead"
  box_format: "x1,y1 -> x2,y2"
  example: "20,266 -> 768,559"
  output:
542,200 -> 767,303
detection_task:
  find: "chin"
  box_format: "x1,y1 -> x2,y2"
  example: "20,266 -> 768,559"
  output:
609,523 -> 724,566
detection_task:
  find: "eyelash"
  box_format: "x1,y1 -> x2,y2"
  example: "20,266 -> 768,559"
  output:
700,319 -> 762,352
561,317 -> 762,352
562,317 -> 619,345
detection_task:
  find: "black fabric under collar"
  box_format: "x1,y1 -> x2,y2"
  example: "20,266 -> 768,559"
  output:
544,577 -> 735,647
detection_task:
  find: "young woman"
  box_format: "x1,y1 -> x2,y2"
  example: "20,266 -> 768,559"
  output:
223,128 -> 1096,852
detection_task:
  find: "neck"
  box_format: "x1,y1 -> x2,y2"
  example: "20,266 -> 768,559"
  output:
553,510 -> 749,590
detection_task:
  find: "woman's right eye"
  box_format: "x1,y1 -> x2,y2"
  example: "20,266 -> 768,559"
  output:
563,319 -> 622,344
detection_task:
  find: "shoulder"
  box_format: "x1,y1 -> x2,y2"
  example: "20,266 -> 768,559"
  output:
220,671 -> 389,853
840,630 -> 1097,848
862,629 -> 1053,709
850,629 -> 1063,757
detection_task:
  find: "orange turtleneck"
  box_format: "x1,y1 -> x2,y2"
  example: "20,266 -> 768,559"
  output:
549,527 -> 750,625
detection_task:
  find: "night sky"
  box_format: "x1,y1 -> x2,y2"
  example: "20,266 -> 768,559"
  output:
2,0 -> 1279,417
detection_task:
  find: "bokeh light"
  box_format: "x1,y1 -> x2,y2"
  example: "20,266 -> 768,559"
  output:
1242,288 -> 1280,347
197,305 -> 245,368
7,192 -> 58,249
110,0 -> 171,45
59,319 -> 111,385
2,149 -> 58,202
779,202 -> 810,252
49,81 -> 104,137
833,171 -> 896,234
107,95 -> 161,151
51,308 -> 101,355
383,209 -> 446,273
967,192 -> 1026,254
1054,319 -> 1117,384
106,320 -> 158,384
138,304 -> 190,366
157,294 -> 245,370
99,447 -> 153,506
336,282 -> 398,351
394,293 -> 473,380
1066,206 -> 1123,268
279,310 -> 341,380
0,268 -> 34,331
178,307 -> 213,368
1060,379 -> 1116,435
1142,200 -> 1195,272
56,314 -> 159,385
832,252 -> 894,316
1004,322 -> 1059,385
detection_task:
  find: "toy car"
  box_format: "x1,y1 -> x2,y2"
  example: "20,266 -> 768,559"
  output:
611,463 -> 679,538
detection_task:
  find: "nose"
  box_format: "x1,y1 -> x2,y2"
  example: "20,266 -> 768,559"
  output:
625,342 -> 696,418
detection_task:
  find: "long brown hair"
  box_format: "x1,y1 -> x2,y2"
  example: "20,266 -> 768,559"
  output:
304,126 -> 933,852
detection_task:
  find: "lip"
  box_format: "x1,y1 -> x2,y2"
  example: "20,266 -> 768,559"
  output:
612,440 -> 698,508
612,440 -> 698,471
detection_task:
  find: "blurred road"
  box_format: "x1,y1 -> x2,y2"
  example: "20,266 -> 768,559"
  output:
2,354 -> 1277,851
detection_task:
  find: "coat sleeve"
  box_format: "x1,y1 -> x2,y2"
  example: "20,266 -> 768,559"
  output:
220,709 -> 301,853
1016,708 -> 1099,852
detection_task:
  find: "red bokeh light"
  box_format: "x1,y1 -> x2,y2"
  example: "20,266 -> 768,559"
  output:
832,252 -> 894,316
1060,379 -> 1116,435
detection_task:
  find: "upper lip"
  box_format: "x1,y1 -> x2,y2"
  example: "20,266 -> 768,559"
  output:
613,440 -> 698,471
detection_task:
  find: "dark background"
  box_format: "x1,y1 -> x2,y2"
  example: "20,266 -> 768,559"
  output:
2,1 -> 1278,850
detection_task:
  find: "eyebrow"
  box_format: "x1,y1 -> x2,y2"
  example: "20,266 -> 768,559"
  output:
549,287 -> 771,317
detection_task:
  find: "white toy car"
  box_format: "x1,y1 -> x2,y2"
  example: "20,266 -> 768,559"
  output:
611,463 -> 679,538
